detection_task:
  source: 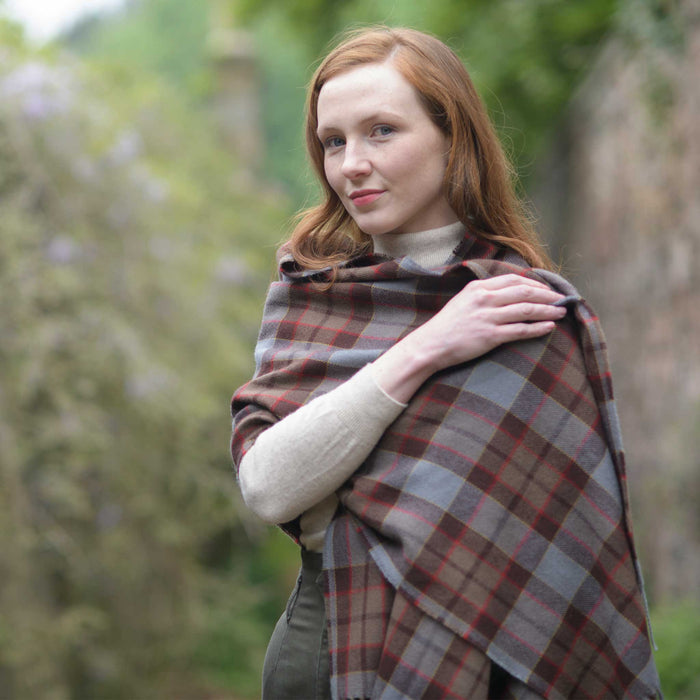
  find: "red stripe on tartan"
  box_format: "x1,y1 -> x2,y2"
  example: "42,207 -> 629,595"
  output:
433,363 -> 555,606
473,368 -> 629,690
380,409 -> 562,483
268,356 -> 333,412
332,281 -> 359,349
360,386 -> 441,518
401,564 -> 568,673
440,641 -> 481,698
508,330 -> 597,412
260,323 -> 421,347
398,551 -> 547,654
349,451 -> 611,584
326,582 -> 392,602
378,374 -> 600,498
273,318 -> 364,343
238,389 -> 304,408
387,330 -> 638,691
272,282 -> 457,316
556,614 -> 638,700
546,548 -> 639,697
343,429 -> 627,610
399,553 -> 583,689
611,637 -> 647,700
378,647 -> 454,696
487,329 -> 579,533
360,540 -> 373,675
380,589 -> 408,654
342,520 -> 353,698
571,425 -> 622,524
270,284 -> 312,340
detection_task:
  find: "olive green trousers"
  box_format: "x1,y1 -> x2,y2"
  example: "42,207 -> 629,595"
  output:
262,549 -> 331,700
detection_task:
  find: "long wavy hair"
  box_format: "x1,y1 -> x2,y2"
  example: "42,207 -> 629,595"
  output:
287,27 -> 552,272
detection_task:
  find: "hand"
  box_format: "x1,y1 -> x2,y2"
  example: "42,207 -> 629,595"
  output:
414,274 -> 567,371
372,274 -> 567,403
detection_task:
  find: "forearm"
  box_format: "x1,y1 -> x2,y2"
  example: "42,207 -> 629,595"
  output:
370,328 -> 438,403
238,364 -> 406,524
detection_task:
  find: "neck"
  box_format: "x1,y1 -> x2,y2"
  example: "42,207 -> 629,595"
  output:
372,221 -> 466,267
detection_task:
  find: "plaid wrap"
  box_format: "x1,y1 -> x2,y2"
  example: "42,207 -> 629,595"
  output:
231,235 -> 661,700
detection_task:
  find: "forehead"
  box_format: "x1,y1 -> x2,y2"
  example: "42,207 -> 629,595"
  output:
316,62 -> 426,127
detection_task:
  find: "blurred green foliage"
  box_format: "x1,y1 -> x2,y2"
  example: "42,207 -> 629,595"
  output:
65,0 -> 212,98
0,0 -> 693,697
0,14 -> 294,698
651,602 -> 700,700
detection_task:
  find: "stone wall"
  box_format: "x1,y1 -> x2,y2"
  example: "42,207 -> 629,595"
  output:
533,1 -> 700,603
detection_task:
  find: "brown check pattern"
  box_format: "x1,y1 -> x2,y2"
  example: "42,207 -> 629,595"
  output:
231,234 -> 661,700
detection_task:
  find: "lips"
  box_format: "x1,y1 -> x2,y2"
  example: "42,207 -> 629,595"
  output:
349,189 -> 384,207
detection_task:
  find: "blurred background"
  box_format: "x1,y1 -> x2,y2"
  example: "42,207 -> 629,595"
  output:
0,0 -> 697,697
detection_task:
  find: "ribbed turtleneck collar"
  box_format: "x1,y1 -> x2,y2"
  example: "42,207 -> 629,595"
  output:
371,221 -> 466,268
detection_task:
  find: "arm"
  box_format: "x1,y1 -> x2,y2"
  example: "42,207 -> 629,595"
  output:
240,274 -> 566,523
238,364 -> 406,524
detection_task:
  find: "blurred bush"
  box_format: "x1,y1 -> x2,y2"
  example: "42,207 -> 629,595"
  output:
651,602 -> 700,700
0,18 -> 292,699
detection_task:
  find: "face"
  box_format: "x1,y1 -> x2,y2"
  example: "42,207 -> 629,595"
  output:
316,62 -> 458,236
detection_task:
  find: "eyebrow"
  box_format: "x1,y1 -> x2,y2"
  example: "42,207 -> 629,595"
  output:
316,110 -> 403,138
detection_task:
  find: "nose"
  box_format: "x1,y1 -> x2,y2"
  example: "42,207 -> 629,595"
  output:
340,140 -> 371,179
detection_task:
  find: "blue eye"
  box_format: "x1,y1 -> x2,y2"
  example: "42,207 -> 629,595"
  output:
373,125 -> 394,137
324,136 -> 345,149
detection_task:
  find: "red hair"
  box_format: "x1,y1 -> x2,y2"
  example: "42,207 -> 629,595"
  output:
287,27 -> 552,272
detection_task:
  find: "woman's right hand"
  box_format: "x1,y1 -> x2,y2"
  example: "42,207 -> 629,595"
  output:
371,274 -> 567,403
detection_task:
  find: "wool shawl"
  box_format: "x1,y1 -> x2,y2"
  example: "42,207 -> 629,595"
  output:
231,234 -> 661,700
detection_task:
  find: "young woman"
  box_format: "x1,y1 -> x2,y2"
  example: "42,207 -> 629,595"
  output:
231,27 -> 661,700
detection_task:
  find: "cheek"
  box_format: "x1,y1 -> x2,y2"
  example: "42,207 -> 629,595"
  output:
427,142 -> 450,185
421,130 -> 451,175
323,159 -> 342,195
406,147 -> 447,189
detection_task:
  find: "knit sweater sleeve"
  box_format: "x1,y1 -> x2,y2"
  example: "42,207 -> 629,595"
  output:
237,364 -> 407,524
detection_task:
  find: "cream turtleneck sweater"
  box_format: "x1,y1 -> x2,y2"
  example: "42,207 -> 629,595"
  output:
237,221 -> 466,551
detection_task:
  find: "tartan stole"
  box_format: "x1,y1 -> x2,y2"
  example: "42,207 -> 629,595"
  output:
231,235 -> 661,700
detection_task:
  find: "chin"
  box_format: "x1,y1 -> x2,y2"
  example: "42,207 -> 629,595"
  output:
354,220 -> 401,237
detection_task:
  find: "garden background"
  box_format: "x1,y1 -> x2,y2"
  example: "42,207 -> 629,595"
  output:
1,0 -> 698,697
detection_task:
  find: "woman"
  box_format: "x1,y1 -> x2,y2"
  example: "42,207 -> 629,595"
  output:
231,27 -> 661,700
